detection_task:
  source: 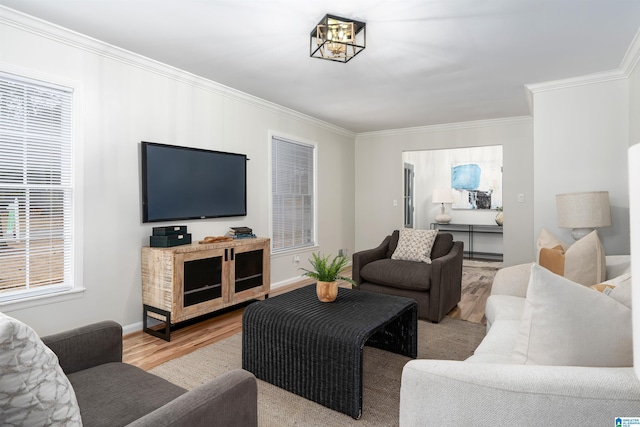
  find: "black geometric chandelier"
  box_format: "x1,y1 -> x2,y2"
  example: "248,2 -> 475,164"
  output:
310,14 -> 366,63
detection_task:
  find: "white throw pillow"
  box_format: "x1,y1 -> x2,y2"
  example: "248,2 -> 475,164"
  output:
536,228 -> 606,286
391,228 -> 438,264
606,273 -> 632,309
0,312 -> 83,426
536,228 -> 569,262
511,264 -> 632,367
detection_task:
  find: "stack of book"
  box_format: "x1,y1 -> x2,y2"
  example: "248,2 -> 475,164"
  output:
228,226 -> 256,239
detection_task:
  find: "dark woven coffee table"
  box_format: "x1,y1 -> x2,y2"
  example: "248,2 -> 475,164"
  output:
242,284 -> 417,419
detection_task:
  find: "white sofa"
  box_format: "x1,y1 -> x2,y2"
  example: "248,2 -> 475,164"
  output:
400,255 -> 640,426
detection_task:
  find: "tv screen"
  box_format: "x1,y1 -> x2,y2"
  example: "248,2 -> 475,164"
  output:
141,142 -> 247,223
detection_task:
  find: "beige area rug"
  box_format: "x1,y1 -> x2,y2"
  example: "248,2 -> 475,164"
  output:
150,317 -> 485,427
463,259 -> 503,269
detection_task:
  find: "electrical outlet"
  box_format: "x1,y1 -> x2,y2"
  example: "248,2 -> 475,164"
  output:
293,255 -> 300,265
338,249 -> 344,256
518,193 -> 525,203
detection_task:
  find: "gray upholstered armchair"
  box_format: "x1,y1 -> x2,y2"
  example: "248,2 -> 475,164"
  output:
42,321 -> 257,427
352,231 -> 463,322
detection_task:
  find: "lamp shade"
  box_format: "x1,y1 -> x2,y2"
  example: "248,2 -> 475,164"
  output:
433,188 -> 454,204
556,191 -> 611,229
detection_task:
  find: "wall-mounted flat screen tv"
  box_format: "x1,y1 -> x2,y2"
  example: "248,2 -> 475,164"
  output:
141,141 -> 247,223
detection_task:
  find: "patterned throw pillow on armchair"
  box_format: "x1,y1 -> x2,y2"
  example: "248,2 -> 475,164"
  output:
391,228 -> 439,264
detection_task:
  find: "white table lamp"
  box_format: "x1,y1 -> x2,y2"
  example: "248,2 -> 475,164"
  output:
433,188 -> 454,224
556,191 -> 611,240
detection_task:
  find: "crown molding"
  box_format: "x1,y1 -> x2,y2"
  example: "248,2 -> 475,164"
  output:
525,69 -> 627,95
620,27 -> 640,77
523,27 -> 640,112
525,28 -> 640,97
523,68 -> 627,114
355,116 -> 532,139
0,6 -> 355,138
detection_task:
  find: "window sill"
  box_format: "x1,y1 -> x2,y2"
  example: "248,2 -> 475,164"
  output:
271,245 -> 320,258
0,288 -> 86,312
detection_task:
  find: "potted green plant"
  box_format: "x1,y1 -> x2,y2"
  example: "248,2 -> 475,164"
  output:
299,253 -> 357,302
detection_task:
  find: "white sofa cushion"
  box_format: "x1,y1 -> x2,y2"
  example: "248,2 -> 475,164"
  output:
468,319 -> 521,364
609,276 -> 632,309
605,255 -> 632,280
490,263 -> 533,298
0,312 -> 82,426
485,295 -> 525,330
512,264 -> 632,367
600,272 -> 633,309
464,352 -> 514,364
400,361 -> 640,427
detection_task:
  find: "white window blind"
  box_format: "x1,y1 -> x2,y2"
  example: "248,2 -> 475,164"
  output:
271,136 -> 315,252
0,73 -> 73,301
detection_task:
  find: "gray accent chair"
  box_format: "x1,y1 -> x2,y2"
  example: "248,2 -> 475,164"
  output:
42,321 -> 258,427
352,231 -> 463,322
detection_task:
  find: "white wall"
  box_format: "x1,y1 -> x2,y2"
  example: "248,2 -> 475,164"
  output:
0,10 -> 355,335
529,77 -> 630,255
629,37 -> 640,148
355,118 -> 534,266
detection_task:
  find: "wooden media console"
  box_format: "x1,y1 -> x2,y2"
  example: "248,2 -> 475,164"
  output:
141,237 -> 270,340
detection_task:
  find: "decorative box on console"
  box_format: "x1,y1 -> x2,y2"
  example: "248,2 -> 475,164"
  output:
152,225 -> 188,236
150,233 -> 192,247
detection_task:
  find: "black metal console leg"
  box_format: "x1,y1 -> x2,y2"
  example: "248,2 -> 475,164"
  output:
143,304 -> 172,342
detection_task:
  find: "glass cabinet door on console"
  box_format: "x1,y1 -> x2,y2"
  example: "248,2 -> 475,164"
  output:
175,247 -> 229,322
230,242 -> 270,302
184,257 -> 222,306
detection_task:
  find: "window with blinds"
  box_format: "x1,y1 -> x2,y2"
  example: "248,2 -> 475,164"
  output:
0,73 -> 74,302
271,136 -> 315,253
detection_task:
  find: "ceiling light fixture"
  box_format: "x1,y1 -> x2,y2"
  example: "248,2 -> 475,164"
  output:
310,14 -> 366,63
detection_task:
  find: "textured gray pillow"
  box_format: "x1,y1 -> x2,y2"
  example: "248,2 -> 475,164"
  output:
0,312 -> 82,426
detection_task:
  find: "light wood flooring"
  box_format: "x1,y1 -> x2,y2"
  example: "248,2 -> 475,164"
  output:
123,264 -> 494,371
448,287 -> 490,324
448,262 -> 498,324
123,277 -> 316,371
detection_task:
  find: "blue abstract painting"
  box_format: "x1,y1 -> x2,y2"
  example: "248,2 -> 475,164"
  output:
451,164 -> 481,190
451,161 -> 502,210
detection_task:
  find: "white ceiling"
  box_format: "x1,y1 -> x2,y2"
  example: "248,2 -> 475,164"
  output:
2,0 -> 640,133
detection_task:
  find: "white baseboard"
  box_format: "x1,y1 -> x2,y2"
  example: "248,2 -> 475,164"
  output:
123,321 -> 143,335
270,277 -> 303,291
